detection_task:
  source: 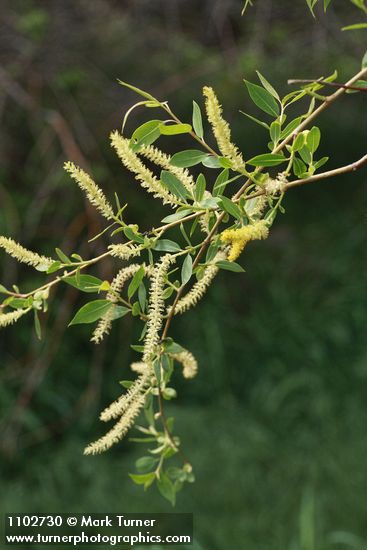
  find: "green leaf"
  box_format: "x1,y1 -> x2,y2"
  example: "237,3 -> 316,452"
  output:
129,472 -> 156,490
47,261 -> 62,274
63,274 -> 104,293
181,254 -> 193,285
154,239 -> 181,253
161,171 -> 191,201
198,196 -> 220,209
165,340 -> 186,354
171,150 -> 208,168
256,71 -> 280,100
138,282 -> 147,312
244,80 -> 280,117
313,156 -> 329,170
213,169 -> 230,196
69,300 -> 113,326
342,23 -> 367,30
195,174 -> 206,202
123,226 -> 145,244
292,133 -> 307,152
161,209 -> 192,224
7,297 -> 30,309
55,247 -> 71,264
130,120 -> 161,149
324,0 -> 332,10
299,145 -> 313,165
219,196 -> 242,220
111,305 -> 130,320
216,260 -> 245,272
135,456 -> 159,474
201,156 -> 222,168
131,301 -> 141,316
307,126 -> 321,153
119,380 -> 133,389
269,121 -> 281,144
162,387 -> 177,400
306,0 -> 317,16
0,284 -> 8,294
247,153 -> 287,167
240,111 -> 270,130
117,80 -> 157,102
218,157 -> 233,169
128,266 -> 145,300
293,157 -> 307,178
34,310 -> 42,340
157,473 -> 176,506
279,117 -> 303,139
159,123 -> 192,135
153,357 -> 161,383
192,101 -> 204,139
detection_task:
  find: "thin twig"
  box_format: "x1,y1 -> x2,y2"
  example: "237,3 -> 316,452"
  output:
288,78 -> 367,92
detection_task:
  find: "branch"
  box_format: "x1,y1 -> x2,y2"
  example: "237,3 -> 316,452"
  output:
288,78 -> 367,92
232,66 -> 367,202
242,154 -> 367,200
286,154 -> 367,190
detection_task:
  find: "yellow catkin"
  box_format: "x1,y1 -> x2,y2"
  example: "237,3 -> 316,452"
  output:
170,350 -> 198,379
172,251 -> 226,315
100,371 -> 150,422
203,86 -> 244,171
0,308 -> 30,328
91,264 -> 141,344
110,131 -> 180,206
220,220 -> 269,262
143,254 -> 174,363
130,361 -> 148,374
83,393 -> 146,455
139,144 -> 195,197
0,237 -> 52,269
264,172 -> 288,195
108,244 -> 142,260
64,162 -> 114,220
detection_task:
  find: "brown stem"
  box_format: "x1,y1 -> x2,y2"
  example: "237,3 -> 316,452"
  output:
288,78 -> 367,92
241,153 -> 367,201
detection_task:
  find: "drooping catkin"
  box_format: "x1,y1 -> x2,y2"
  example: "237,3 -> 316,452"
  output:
108,243 -> 142,260
264,172 -> 288,195
0,237 -> 52,269
100,371 -> 150,422
130,361 -> 148,374
91,263 -> 155,344
172,251 -> 226,315
0,308 -> 30,328
220,220 -> 269,262
91,264 -> 141,344
83,393 -> 146,455
143,254 -> 174,363
203,86 -> 244,171
170,350 -> 198,379
64,162 -> 114,220
139,144 -> 195,196
110,131 -> 180,206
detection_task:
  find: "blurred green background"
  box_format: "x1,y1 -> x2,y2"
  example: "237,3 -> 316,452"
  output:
0,1 -> 367,548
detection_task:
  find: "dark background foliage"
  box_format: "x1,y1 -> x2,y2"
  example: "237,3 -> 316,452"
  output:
0,1 -> 366,548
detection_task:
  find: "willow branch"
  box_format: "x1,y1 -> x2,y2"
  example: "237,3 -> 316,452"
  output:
288,78 -> 367,92
240,153 -> 367,201
232,66 -> 367,201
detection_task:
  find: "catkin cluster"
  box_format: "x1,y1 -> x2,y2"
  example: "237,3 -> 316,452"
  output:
220,220 -> 269,261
